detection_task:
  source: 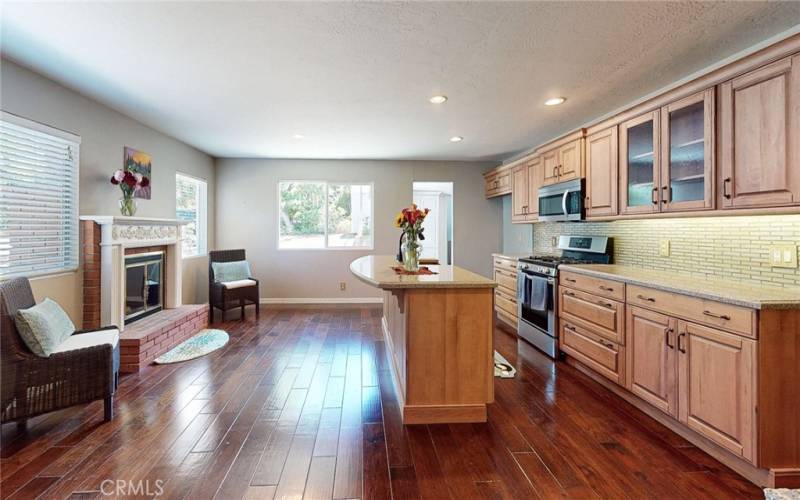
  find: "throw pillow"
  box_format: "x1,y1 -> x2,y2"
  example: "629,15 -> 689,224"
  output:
14,298 -> 76,357
212,260 -> 252,282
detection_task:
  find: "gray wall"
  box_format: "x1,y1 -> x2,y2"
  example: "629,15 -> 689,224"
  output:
0,59 -> 216,323
501,195 -> 533,254
215,158 -> 500,300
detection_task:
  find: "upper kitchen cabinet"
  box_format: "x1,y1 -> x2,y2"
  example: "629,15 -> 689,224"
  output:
585,126 -> 618,217
484,165 -> 512,198
620,110 -> 660,214
511,155 -> 542,223
540,130 -> 585,186
660,89 -> 715,212
720,54 -> 800,209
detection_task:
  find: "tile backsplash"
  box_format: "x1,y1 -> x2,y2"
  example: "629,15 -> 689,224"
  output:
532,214 -> 800,288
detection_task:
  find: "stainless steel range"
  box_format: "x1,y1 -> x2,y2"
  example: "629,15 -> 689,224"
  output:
517,236 -> 612,358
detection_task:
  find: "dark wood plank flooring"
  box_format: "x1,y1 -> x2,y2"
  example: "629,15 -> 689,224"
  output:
0,307 -> 763,499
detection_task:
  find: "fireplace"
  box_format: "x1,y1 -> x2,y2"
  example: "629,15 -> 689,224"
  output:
125,251 -> 164,324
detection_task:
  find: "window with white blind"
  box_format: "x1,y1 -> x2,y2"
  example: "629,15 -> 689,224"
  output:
176,173 -> 207,257
0,112 -> 81,279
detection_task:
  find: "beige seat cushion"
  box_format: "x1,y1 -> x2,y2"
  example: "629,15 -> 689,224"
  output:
221,279 -> 257,289
51,328 -> 119,354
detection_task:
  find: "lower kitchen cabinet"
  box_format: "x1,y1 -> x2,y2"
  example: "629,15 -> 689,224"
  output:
678,320 -> 756,462
560,318 -> 625,385
626,306 -> 678,417
492,255 -> 518,329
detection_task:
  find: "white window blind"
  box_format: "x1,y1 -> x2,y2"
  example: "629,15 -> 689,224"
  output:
0,112 -> 80,278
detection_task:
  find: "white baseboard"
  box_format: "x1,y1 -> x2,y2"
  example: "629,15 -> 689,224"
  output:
259,297 -> 383,305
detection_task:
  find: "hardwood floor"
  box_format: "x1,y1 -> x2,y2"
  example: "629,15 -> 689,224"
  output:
0,307 -> 763,499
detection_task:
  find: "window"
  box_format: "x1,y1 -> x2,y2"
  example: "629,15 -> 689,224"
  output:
176,173 -> 207,257
279,181 -> 373,250
0,112 -> 80,278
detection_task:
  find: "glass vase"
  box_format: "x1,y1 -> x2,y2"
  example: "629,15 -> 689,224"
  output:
119,196 -> 137,217
402,235 -> 420,272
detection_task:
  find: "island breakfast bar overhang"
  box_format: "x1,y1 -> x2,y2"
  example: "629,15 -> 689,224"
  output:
350,255 -> 497,424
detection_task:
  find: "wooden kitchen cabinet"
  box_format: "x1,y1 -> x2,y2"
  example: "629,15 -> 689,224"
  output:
484,166 -> 512,198
619,110 -> 660,214
541,149 -> 560,185
677,320 -> 756,462
585,126 -> 618,217
626,306 -> 678,417
511,156 -> 541,223
719,54 -> 800,208
492,255 -> 518,329
540,132 -> 585,186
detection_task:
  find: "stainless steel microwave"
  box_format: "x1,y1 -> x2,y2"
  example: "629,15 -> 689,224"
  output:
538,178 -> 584,222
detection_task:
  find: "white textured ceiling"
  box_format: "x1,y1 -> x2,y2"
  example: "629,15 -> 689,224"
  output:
1,2 -> 799,161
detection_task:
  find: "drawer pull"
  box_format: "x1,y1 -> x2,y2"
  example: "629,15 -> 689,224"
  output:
636,294 -> 656,302
564,290 -> 576,297
564,324 -> 576,331
597,300 -> 614,309
599,285 -> 614,292
564,277 -> 577,283
594,337 -> 614,349
702,310 -> 731,321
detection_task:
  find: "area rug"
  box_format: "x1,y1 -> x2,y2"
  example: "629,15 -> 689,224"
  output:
154,329 -> 229,364
494,351 -> 517,378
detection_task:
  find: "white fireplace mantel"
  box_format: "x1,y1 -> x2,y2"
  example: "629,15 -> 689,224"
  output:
80,215 -> 189,331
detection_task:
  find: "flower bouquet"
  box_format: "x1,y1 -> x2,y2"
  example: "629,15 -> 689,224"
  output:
394,204 -> 429,272
110,169 -> 150,216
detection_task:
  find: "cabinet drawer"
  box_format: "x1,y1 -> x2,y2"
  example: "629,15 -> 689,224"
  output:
627,284 -> 756,338
495,288 -> 518,319
493,257 -> 518,274
494,268 -> 517,295
559,286 -> 624,344
560,271 -> 625,301
560,319 -> 624,385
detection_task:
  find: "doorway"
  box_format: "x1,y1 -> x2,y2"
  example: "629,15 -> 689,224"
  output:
412,182 -> 453,265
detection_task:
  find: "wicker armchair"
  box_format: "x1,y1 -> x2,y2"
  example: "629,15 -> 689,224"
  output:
0,277 -> 118,425
209,249 -> 260,322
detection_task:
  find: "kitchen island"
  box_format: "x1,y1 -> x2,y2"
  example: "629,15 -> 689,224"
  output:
350,255 -> 496,424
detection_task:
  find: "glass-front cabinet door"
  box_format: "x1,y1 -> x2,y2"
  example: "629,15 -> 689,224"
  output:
620,110 -> 660,214
660,89 -> 714,212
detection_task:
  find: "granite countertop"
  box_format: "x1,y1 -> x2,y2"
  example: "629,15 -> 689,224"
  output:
492,253 -> 529,261
350,255 -> 496,290
558,264 -> 800,310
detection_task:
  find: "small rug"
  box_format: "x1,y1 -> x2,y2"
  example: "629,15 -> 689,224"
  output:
391,266 -> 438,275
765,489 -> 800,499
154,329 -> 229,364
494,351 -> 517,378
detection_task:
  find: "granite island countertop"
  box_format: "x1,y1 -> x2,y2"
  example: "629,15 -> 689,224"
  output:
558,264 -> 800,310
492,253 -> 529,261
350,255 -> 496,290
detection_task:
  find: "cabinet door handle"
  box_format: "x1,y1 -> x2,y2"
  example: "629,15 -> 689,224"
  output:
599,285 -> 614,292
636,294 -> 656,302
723,177 -> 732,199
597,300 -> 614,309
664,327 -> 674,349
661,186 -> 671,203
651,187 -> 659,205
703,310 -> 731,321
677,332 -> 686,353
553,166 -> 558,177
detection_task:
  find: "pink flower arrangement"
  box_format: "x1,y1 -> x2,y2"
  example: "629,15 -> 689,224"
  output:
111,169 -> 150,196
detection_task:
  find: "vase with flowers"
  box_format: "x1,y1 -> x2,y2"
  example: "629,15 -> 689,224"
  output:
393,204 -> 429,272
110,169 -> 150,216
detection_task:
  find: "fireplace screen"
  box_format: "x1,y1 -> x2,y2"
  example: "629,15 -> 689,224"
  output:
125,251 -> 164,323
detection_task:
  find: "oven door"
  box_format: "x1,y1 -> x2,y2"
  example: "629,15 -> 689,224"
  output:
538,179 -> 584,222
517,269 -> 556,337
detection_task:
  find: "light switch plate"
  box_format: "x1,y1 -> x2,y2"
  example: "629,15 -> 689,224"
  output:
659,239 -> 670,257
769,245 -> 798,268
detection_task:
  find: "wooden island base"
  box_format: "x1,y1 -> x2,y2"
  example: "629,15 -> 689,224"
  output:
381,287 -> 494,424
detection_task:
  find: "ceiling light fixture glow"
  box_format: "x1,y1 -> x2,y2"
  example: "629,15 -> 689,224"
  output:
544,97 -> 566,106
292,134 -> 305,139
449,136 -> 463,143
429,95 -> 448,104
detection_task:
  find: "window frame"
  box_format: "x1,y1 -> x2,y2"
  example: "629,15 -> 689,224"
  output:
277,180 -> 375,251
175,171 -> 208,259
0,111 -> 81,279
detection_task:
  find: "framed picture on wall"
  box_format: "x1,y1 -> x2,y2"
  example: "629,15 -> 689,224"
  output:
124,146 -> 152,199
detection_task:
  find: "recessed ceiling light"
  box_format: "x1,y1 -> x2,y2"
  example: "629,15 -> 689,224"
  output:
449,136 -> 463,143
292,134 -> 305,140
544,97 -> 566,106
429,95 -> 448,104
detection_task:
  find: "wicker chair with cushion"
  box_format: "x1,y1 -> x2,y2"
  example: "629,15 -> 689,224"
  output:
0,277 -> 119,425
209,249 -> 260,322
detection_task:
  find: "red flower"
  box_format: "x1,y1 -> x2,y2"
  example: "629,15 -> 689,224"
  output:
140,176 -> 150,188
110,175 -> 120,185
123,171 -> 137,188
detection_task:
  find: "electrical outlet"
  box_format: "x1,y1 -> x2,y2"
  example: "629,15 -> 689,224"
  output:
659,239 -> 670,257
339,282 -> 347,291
551,236 -> 558,247
769,245 -> 798,268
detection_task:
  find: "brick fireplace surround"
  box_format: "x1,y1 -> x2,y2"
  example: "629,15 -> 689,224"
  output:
80,216 -> 208,373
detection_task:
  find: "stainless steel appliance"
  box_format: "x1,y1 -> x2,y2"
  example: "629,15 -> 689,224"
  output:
538,178 -> 585,222
517,235 -> 612,358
